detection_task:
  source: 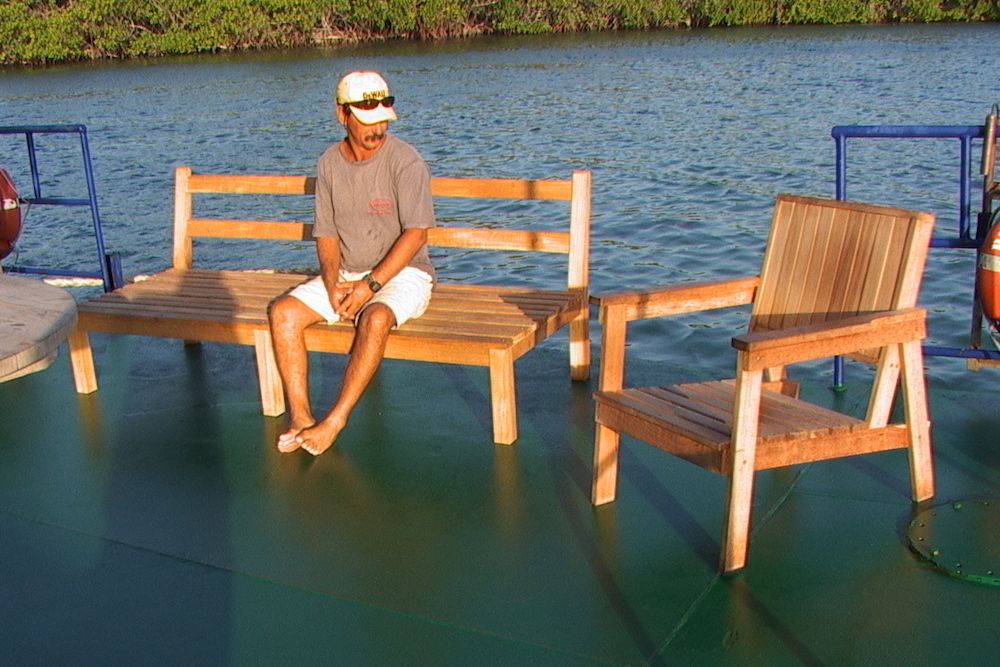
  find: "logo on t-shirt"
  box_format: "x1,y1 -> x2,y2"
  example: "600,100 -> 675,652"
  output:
369,198 -> 395,215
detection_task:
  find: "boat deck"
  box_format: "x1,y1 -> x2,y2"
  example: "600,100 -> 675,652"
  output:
0,332 -> 997,665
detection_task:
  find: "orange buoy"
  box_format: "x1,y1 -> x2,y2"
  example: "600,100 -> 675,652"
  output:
1,168 -> 22,260
978,217 -> 1000,323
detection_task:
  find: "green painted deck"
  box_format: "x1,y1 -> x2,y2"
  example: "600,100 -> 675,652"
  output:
0,333 -> 997,665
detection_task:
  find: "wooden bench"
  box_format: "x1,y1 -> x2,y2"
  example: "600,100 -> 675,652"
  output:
68,166 -> 592,444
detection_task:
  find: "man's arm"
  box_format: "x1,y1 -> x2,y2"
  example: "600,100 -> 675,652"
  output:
316,236 -> 348,313
368,227 -> 427,287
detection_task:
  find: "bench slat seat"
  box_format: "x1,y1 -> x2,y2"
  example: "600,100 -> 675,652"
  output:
77,268 -> 583,348
69,168 -> 592,445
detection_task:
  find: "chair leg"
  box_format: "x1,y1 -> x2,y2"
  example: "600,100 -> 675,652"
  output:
68,328 -> 98,394
721,466 -> 756,574
720,366 -> 762,573
592,421 -> 620,505
489,347 -> 518,445
867,345 -> 901,427
900,341 -> 935,501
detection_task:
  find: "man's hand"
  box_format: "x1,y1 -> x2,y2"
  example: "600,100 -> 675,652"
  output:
333,279 -> 373,320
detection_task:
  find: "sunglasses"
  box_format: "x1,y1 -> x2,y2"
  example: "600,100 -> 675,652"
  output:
346,96 -> 395,111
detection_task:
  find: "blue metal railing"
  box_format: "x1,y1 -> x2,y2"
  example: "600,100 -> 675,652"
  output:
0,124 -> 122,291
830,123 -> 998,384
832,124 -> 985,247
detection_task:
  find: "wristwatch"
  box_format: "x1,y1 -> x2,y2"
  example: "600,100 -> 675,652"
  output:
362,273 -> 382,293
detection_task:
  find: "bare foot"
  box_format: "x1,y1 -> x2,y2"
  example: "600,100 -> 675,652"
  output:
294,417 -> 346,456
277,419 -> 315,453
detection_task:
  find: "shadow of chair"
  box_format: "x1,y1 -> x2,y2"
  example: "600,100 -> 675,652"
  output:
590,194 -> 937,573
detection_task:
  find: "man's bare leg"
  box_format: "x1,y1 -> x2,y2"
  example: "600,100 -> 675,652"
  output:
268,295 -> 324,452
295,304 -> 395,456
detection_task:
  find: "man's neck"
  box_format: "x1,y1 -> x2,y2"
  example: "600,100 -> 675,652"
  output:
340,135 -> 387,163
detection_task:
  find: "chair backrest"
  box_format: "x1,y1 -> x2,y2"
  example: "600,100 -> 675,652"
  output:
750,194 -> 935,334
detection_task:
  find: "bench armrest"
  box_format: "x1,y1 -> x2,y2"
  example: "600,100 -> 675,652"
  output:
732,308 -> 927,371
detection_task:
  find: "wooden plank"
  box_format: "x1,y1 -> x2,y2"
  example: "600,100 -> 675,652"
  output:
68,328 -> 97,393
803,203 -> 845,326
187,173 -> 315,195
751,196 -> 934,333
76,311 -> 265,345
720,367 -> 762,572
427,228 -> 569,253
595,388 -> 731,449
173,167 -> 193,269
0,275 -> 78,382
254,329 -> 285,417
592,422 -> 621,505
754,424 -> 910,470
645,385 -> 732,434
665,381 -> 859,439
79,283 -> 577,346
489,347 -> 518,444
568,170 -> 592,291
900,339 -> 934,501
594,277 -> 758,322
594,400 -> 726,473
79,300 -> 273,324
188,219 -> 313,241
597,304 -> 627,392
569,313 -> 590,381
595,382 -> 896,474
866,344 -> 899,427
733,309 -> 926,371
187,221 -> 574,252
967,357 -> 1000,370
430,176 -> 571,201
186,172 -> 570,200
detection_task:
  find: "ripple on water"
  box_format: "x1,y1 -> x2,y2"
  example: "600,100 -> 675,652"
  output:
2,23 -> 997,390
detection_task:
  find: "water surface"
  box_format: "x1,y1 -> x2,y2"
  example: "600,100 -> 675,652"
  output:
2,22 -> 998,385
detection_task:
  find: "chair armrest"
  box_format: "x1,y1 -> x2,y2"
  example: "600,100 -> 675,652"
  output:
591,276 -> 759,323
732,308 -> 927,371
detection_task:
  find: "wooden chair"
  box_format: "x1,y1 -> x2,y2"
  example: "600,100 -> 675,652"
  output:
591,194 -> 936,573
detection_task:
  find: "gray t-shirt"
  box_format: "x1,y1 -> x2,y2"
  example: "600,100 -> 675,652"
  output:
313,134 -> 435,278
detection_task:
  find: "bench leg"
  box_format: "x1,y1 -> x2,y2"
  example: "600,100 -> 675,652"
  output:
254,329 -> 286,417
68,328 -> 98,394
489,347 -> 518,445
569,312 -> 591,381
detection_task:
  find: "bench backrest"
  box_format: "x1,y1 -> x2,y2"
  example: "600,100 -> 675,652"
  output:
172,166 -> 591,291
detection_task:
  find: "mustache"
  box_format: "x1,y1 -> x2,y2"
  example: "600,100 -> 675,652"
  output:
364,132 -> 386,142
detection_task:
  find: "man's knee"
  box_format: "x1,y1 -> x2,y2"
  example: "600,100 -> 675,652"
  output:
269,295 -> 314,332
357,303 -> 396,333
268,296 -> 292,326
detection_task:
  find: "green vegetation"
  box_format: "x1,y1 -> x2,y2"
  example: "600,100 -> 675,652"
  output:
1,0 -> 997,66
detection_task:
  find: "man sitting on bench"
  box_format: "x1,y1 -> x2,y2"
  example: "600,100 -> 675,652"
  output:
268,69 -> 436,456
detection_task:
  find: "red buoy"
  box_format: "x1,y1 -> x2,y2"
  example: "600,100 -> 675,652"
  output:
1,168 -> 22,260
978,218 -> 1000,323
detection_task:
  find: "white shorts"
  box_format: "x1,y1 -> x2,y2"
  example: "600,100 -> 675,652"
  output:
288,266 -> 433,327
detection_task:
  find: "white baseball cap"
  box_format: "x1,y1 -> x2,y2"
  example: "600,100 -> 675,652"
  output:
336,71 -> 398,125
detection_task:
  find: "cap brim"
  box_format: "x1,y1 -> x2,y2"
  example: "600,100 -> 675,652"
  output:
349,105 -> 397,125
